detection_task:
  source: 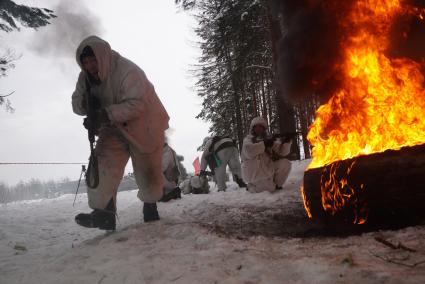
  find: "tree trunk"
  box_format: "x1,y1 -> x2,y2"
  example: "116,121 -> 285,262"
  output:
264,0 -> 300,160
260,72 -> 269,122
299,101 -> 312,159
223,44 -> 244,150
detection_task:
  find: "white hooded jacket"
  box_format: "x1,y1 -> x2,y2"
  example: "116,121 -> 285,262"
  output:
72,36 -> 169,154
241,117 -> 292,183
162,143 -> 180,183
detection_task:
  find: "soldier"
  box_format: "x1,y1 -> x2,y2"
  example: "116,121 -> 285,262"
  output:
180,175 -> 210,195
200,136 -> 246,192
159,143 -> 182,202
71,36 -> 169,230
241,117 -> 292,193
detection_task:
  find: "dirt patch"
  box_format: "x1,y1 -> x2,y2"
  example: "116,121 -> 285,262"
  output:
183,201 -> 425,239
183,201 -> 324,239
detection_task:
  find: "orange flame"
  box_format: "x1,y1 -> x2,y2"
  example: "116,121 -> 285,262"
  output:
308,0 -> 425,169
303,0 -> 425,223
300,185 -> 313,219
319,161 -> 368,224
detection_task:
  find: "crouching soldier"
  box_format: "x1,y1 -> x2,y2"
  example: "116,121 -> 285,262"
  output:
180,175 -> 210,194
200,136 -> 246,192
71,36 -> 169,230
241,117 -> 292,193
159,142 -> 182,202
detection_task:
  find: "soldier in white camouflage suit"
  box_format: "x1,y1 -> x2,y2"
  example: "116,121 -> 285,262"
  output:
241,117 -> 292,193
200,136 -> 246,192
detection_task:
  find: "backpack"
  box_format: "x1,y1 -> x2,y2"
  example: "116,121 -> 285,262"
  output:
205,136 -> 223,171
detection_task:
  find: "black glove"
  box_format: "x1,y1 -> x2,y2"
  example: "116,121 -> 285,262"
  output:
264,137 -> 275,148
83,108 -> 109,131
83,116 -> 101,130
83,117 -> 91,130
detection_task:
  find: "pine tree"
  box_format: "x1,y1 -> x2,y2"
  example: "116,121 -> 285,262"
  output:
177,0 -> 321,159
187,0 -> 282,149
0,0 -> 55,32
0,0 -> 55,111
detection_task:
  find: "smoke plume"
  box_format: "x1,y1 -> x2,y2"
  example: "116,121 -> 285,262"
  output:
389,1 -> 425,64
275,0 -> 425,103
29,0 -> 104,59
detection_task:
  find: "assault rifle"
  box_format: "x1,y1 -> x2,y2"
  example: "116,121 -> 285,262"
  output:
263,132 -> 301,161
252,131 -> 300,146
199,170 -> 214,177
83,77 -> 100,188
270,131 -> 301,143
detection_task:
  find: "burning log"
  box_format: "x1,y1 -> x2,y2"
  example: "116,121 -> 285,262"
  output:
302,144 -> 425,225
276,0 -> 425,227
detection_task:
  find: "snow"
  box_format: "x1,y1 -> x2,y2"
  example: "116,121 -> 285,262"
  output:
1,160 -> 425,283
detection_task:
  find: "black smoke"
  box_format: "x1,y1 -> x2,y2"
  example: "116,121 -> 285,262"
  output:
389,1 -> 425,65
275,0 -> 425,103
29,0 -> 104,59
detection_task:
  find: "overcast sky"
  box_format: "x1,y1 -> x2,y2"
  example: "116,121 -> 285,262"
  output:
0,0 -> 210,186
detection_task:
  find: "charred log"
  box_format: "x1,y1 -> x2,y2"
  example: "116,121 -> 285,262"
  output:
303,143 -> 425,226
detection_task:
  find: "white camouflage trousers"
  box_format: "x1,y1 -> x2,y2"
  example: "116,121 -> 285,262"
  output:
214,147 -> 243,191
247,159 -> 292,193
87,128 -> 164,210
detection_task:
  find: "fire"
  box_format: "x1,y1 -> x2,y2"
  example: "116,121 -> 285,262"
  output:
319,161 -> 368,224
300,185 -> 312,218
308,0 -> 425,169
302,0 -> 425,222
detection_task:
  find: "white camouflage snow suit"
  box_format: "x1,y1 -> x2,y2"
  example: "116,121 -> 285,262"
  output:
180,175 -> 210,194
200,136 -> 243,191
241,117 -> 292,193
72,36 -> 169,210
162,143 -> 180,195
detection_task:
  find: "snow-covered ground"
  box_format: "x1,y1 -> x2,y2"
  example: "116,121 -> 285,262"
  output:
1,160 -> 425,284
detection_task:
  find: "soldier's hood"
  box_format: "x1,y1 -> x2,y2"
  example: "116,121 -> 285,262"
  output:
76,35 -> 113,82
249,116 -> 268,132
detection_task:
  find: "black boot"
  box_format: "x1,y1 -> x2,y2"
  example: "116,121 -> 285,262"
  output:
143,202 -> 160,222
234,175 -> 247,188
171,187 -> 182,199
176,187 -> 182,199
159,187 -> 182,202
75,199 -> 116,230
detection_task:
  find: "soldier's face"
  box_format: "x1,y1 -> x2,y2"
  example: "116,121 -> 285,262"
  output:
253,124 -> 265,136
82,56 -> 100,81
